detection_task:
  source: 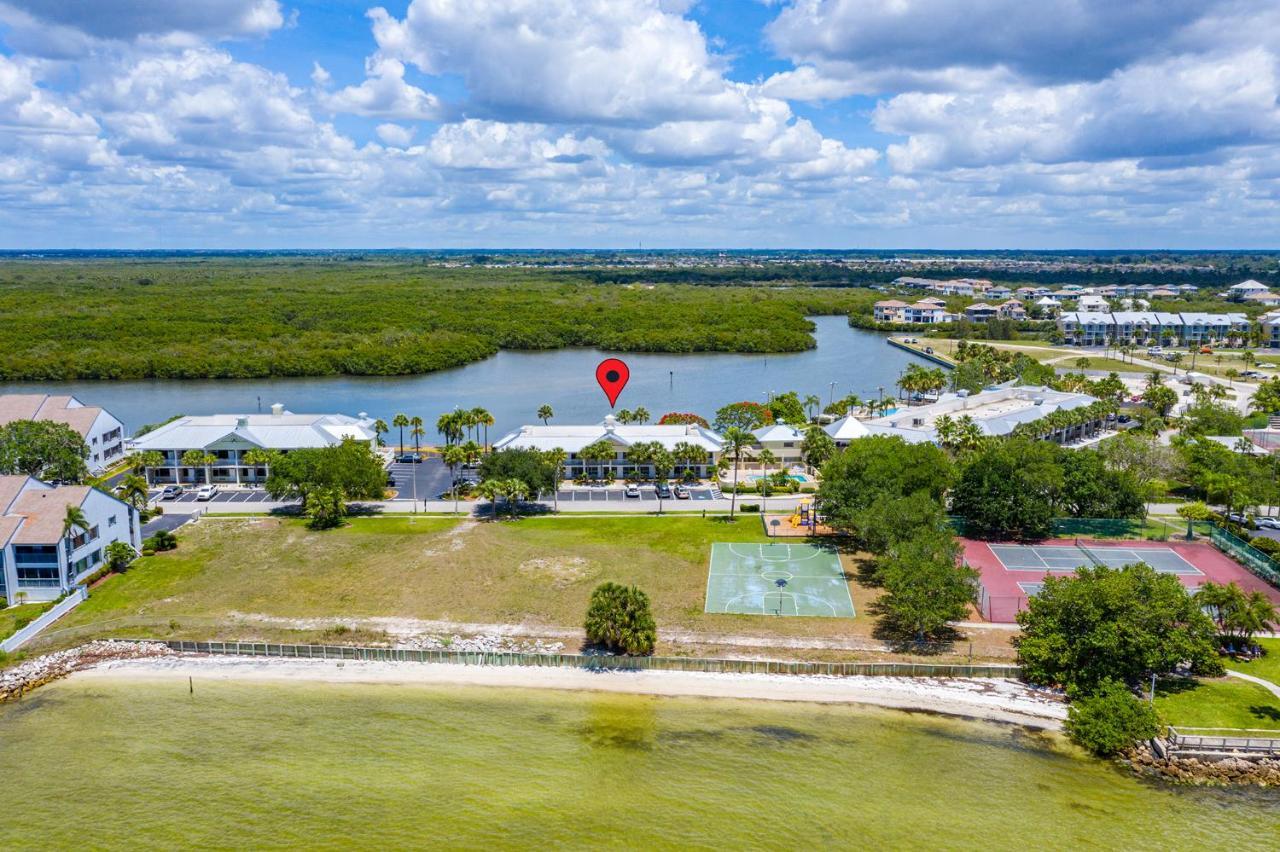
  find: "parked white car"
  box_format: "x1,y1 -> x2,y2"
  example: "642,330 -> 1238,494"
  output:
1256,516 -> 1280,530
195,484 -> 218,501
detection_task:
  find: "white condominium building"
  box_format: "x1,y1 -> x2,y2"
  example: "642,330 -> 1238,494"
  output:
0,394 -> 126,473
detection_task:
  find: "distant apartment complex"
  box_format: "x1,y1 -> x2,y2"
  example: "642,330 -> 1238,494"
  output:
1057,311 -> 1251,346
858,386 -> 1102,445
0,394 -> 126,473
0,476 -> 141,605
128,404 -> 378,485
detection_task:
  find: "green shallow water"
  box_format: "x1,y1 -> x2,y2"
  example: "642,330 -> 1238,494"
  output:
1,678 -> 1276,850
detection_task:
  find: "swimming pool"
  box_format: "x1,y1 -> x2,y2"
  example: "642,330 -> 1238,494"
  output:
745,473 -> 810,483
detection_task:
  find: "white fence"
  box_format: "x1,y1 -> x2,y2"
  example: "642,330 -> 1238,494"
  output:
2,587 -> 88,653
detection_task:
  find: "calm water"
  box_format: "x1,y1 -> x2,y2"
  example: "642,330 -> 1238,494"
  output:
1,678 -> 1276,850
0,317 -> 928,435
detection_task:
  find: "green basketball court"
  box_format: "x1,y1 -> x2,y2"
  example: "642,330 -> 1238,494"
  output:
705,542 -> 855,618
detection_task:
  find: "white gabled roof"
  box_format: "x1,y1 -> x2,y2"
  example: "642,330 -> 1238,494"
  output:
492,416 -> 724,454
130,409 -> 376,451
752,424 -> 805,443
1230,279 -> 1268,291
824,415 -> 870,441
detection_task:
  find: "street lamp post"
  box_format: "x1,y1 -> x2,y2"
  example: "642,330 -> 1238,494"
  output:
829,381 -> 837,406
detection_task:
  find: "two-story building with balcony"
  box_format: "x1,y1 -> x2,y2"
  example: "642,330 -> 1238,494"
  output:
0,476 -> 141,605
127,403 -> 379,486
0,394 -> 126,474
491,416 -> 723,481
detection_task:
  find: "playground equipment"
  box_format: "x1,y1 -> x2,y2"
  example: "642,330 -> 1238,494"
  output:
790,500 -> 815,529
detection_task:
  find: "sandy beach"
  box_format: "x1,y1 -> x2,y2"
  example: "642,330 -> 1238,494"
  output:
77,654 -> 1068,730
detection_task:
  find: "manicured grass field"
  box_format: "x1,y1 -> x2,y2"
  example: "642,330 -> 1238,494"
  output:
0,603 -> 50,642
49,515 -> 951,655
1155,678 -> 1280,731
1226,638 -> 1280,685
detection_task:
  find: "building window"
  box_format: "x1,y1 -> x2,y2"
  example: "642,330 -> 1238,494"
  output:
108,515 -> 117,527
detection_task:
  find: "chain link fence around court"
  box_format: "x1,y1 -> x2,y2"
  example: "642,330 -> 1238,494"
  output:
158,640 -> 1023,679
1208,524 -> 1280,589
949,516 -> 1179,540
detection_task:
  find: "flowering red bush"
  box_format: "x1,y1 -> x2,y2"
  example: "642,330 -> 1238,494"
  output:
657,412 -> 709,427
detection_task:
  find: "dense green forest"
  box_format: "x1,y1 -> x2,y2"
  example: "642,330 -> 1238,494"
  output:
0,259 -> 883,380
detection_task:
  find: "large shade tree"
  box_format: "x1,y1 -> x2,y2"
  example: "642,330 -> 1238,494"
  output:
0,420 -> 90,482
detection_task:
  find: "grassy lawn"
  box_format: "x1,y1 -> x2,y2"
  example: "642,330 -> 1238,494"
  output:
0,603 -> 51,641
1155,677 -> 1280,731
1226,638 -> 1280,685
42,515 -> 1010,660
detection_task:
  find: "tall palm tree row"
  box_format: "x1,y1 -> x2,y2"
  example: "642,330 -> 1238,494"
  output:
472,407 -> 494,450
410,416 -> 426,455
372,418 -> 389,448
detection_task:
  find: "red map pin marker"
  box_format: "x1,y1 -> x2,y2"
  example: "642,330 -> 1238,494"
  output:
596,358 -> 630,408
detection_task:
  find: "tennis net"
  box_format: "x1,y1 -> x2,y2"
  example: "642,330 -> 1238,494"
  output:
1075,537 -> 1106,567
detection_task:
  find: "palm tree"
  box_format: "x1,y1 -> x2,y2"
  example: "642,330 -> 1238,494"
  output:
442,444 -> 467,514
672,441 -> 706,481
721,426 -> 752,519
461,440 -> 482,468
580,439 -> 616,482
435,412 -> 462,446
501,478 -> 529,519
756,448 -> 777,514
803,394 -> 820,420
129,450 -> 165,484
626,441 -> 655,481
372,418 -> 389,448
537,404 -> 554,425
476,479 -> 503,519
616,408 -> 634,425
392,413 -> 409,453
633,406 -> 651,425
180,449 -> 216,485
62,504 -> 89,559
241,448 -> 278,485
410,418 -> 426,456
472,408 -> 494,451
116,474 -> 149,511
543,448 -> 567,512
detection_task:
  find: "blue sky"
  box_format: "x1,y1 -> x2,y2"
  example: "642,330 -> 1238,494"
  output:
0,0 -> 1278,249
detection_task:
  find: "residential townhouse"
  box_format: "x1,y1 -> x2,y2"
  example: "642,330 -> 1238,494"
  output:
1077,294 -> 1110,313
902,302 -> 954,324
128,404 -> 379,486
963,303 -> 999,322
750,424 -> 806,467
0,476 -> 141,605
1228,279 -> 1269,302
491,416 -> 723,480
985,286 -> 1012,300
1261,311 -> 1280,348
0,394 -> 126,473
873,300 -> 909,322
1058,311 -> 1250,346
997,299 -> 1027,319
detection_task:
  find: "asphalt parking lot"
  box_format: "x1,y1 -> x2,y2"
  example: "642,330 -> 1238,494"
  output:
387,455 -> 458,501
151,488 -> 287,505
141,512 -> 197,537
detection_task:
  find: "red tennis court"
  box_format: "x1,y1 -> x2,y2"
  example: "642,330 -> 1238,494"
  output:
962,537 -> 1280,623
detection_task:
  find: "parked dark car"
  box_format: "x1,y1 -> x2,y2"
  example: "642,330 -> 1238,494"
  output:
395,453 -> 422,464
655,482 -> 672,499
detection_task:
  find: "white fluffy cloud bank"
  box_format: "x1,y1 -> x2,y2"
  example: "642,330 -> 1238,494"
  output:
0,0 -> 1277,247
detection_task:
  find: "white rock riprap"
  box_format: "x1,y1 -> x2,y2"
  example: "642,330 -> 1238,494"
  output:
0,640 -> 173,702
